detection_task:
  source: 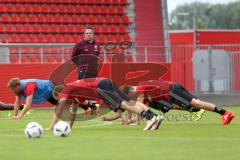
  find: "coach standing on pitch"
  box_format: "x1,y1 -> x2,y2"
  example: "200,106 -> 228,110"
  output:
71,26 -> 101,113
71,26 -> 100,79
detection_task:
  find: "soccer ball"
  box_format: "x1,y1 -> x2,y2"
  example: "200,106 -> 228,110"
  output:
24,122 -> 43,138
53,121 -> 71,137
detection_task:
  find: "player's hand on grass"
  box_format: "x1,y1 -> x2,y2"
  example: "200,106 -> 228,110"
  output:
12,116 -> 20,120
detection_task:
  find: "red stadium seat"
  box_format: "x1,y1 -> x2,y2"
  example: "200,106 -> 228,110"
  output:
92,5 -> 101,14
105,15 -> 113,24
21,57 -> 29,63
55,34 -> 64,42
73,34 -> 80,42
89,15 -> 97,24
76,5 -> 84,13
86,0 -> 96,4
19,34 -> 29,43
98,35 -> 107,44
15,4 -> 24,12
54,14 -> 63,23
119,25 -> 127,33
66,24 -> 76,33
56,56 -> 63,63
117,6 -> 125,14
9,34 -> 20,42
71,14 -> 81,23
108,35 -> 117,43
25,4 -> 33,13
109,6 -> 117,14
59,24 -> 67,33
122,15 -> 130,24
15,24 -> 24,33
101,6 -> 109,14
58,4 -> 68,13
37,14 -> 46,23
0,24 -> 5,32
67,5 -> 76,13
19,14 -> 29,22
102,25 -> 110,34
41,24 -> 51,33
6,4 -> 15,12
28,14 -> 38,22
11,14 -> 20,22
10,56 -> 19,63
49,4 -> 58,13
111,0 -> 119,5
62,15 -> 71,23
6,24 -> 15,33
120,0 -> 129,5
64,34 -> 73,42
103,0 -> 111,5
124,34 -> 131,42
75,25 -> 84,33
24,24 -> 33,33
43,57 -> 51,63
32,4 -> 41,12
32,24 -> 41,32
50,24 -> 60,33
46,34 -> 55,42
116,35 -> 124,43
29,56 -> 38,63
84,5 -> 92,14
78,0 -> 86,4
46,14 -> 54,23
0,4 -> 7,12
41,4 -> 50,12
28,34 -> 38,42
113,15 -> 122,24
95,0 -> 104,5
1,14 -> 11,22
110,25 -> 118,33
38,34 -> 47,42
93,25 -> 101,33
80,15 -> 89,24
96,15 -> 105,24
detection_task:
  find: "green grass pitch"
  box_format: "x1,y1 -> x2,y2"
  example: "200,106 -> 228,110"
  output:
0,106 -> 239,160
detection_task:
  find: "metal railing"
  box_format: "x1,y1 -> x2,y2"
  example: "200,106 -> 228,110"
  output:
0,43 -> 170,64
1,43 -> 240,94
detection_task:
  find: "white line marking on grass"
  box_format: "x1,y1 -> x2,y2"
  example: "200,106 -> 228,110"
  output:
76,121 -> 113,128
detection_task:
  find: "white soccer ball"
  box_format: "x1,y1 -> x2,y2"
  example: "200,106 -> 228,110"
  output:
53,121 -> 71,137
24,122 -> 43,138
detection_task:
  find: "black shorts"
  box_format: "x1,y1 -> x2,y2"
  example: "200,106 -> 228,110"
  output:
47,94 -> 58,105
149,100 -> 172,113
97,78 -> 129,112
169,83 -> 196,109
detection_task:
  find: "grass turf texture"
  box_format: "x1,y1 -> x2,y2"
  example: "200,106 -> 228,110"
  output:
0,106 -> 239,160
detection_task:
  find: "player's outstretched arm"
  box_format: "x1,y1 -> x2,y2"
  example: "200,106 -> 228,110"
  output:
12,96 -> 20,118
69,103 -> 78,128
14,95 -> 33,119
49,98 -> 66,129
